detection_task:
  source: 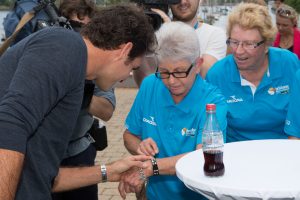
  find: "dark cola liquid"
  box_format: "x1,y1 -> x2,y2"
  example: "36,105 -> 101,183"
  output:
203,150 -> 225,177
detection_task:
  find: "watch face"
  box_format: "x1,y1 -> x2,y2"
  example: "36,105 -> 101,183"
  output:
100,165 -> 107,182
151,158 -> 159,175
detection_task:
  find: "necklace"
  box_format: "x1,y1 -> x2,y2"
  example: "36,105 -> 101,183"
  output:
280,36 -> 293,48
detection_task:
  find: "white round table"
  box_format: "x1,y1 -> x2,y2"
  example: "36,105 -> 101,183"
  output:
176,139 -> 300,200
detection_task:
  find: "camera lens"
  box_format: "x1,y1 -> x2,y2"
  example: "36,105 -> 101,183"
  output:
145,10 -> 163,31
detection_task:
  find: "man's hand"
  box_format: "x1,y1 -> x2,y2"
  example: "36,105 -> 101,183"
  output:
106,155 -> 151,182
137,138 -> 159,156
151,8 -> 171,23
118,167 -> 145,199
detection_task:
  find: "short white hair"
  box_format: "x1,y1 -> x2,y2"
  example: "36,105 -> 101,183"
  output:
155,21 -> 200,64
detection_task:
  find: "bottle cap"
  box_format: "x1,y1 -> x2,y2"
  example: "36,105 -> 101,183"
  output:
206,103 -> 216,111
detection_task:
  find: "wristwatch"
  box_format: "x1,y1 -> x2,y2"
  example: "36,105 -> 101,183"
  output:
100,164 -> 107,182
151,158 -> 159,176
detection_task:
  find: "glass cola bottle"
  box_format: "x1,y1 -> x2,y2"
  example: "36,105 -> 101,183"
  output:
202,103 -> 225,177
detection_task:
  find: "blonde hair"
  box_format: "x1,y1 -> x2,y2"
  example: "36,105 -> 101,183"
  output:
276,4 -> 298,27
243,0 -> 266,6
227,3 -> 277,45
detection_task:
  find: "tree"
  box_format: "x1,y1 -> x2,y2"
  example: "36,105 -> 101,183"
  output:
284,0 -> 300,13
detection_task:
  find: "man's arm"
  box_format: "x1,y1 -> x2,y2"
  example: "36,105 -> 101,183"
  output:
88,95 -> 114,121
200,26 -> 227,78
132,56 -> 157,87
200,54 -> 218,78
0,149 -> 24,200
88,87 -> 116,121
288,136 -> 300,140
52,155 -> 150,192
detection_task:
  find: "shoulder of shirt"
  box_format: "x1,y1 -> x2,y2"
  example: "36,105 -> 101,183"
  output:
201,79 -> 226,103
198,23 -> 225,33
39,27 -> 78,36
296,69 -> 300,79
34,27 -> 83,45
294,28 -> 300,35
297,69 -> 300,76
140,74 -> 157,86
139,74 -> 161,93
207,55 -> 232,75
269,47 -> 295,57
269,47 -> 299,68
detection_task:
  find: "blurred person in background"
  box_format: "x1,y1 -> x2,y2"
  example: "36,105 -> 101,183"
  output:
273,4 -> 300,59
133,0 -> 227,86
170,0 -> 227,78
274,0 -> 285,9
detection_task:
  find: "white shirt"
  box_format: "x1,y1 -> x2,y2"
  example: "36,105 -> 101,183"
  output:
195,23 -> 227,60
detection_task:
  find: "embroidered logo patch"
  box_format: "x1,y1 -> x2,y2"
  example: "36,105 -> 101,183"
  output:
181,128 -> 196,136
268,85 -> 289,95
268,87 -> 276,95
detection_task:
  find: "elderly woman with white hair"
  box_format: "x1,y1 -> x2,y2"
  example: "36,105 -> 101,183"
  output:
118,21 -> 227,200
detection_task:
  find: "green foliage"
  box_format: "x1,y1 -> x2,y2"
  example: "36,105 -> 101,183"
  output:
0,0 -> 12,7
284,0 -> 300,13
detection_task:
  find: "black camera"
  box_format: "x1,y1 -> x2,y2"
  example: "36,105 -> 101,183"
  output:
133,0 -> 180,30
34,0 -> 73,31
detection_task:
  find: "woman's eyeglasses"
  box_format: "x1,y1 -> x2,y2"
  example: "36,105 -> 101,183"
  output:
226,38 -> 265,50
155,63 -> 194,79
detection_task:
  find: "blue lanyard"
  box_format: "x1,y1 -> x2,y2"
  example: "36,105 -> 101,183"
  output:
194,21 -> 199,29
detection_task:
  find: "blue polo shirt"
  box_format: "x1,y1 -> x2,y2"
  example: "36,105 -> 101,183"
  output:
206,47 -> 300,143
125,74 -> 227,200
285,69 -> 300,136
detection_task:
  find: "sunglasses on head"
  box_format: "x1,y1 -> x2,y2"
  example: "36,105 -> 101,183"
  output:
277,7 -> 294,18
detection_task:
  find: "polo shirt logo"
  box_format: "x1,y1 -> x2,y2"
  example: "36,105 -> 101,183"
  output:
143,116 -> 157,126
181,128 -> 196,137
268,85 -> 289,95
226,95 -> 244,103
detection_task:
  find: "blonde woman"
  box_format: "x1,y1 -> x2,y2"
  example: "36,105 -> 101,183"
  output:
273,4 -> 300,59
206,3 -> 300,142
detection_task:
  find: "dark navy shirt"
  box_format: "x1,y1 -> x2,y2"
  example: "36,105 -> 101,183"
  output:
0,27 -> 87,199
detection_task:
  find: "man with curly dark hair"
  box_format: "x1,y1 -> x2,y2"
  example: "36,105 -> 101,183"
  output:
53,1 -> 116,200
0,4 -> 156,200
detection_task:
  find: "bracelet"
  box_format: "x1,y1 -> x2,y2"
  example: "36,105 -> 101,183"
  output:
151,158 -> 159,176
139,168 -> 148,184
100,164 -> 107,182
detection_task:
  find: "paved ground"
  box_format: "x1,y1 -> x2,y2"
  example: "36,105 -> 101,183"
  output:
96,87 -> 138,200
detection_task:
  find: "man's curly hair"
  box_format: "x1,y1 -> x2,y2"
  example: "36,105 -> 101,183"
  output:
80,4 -> 157,60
